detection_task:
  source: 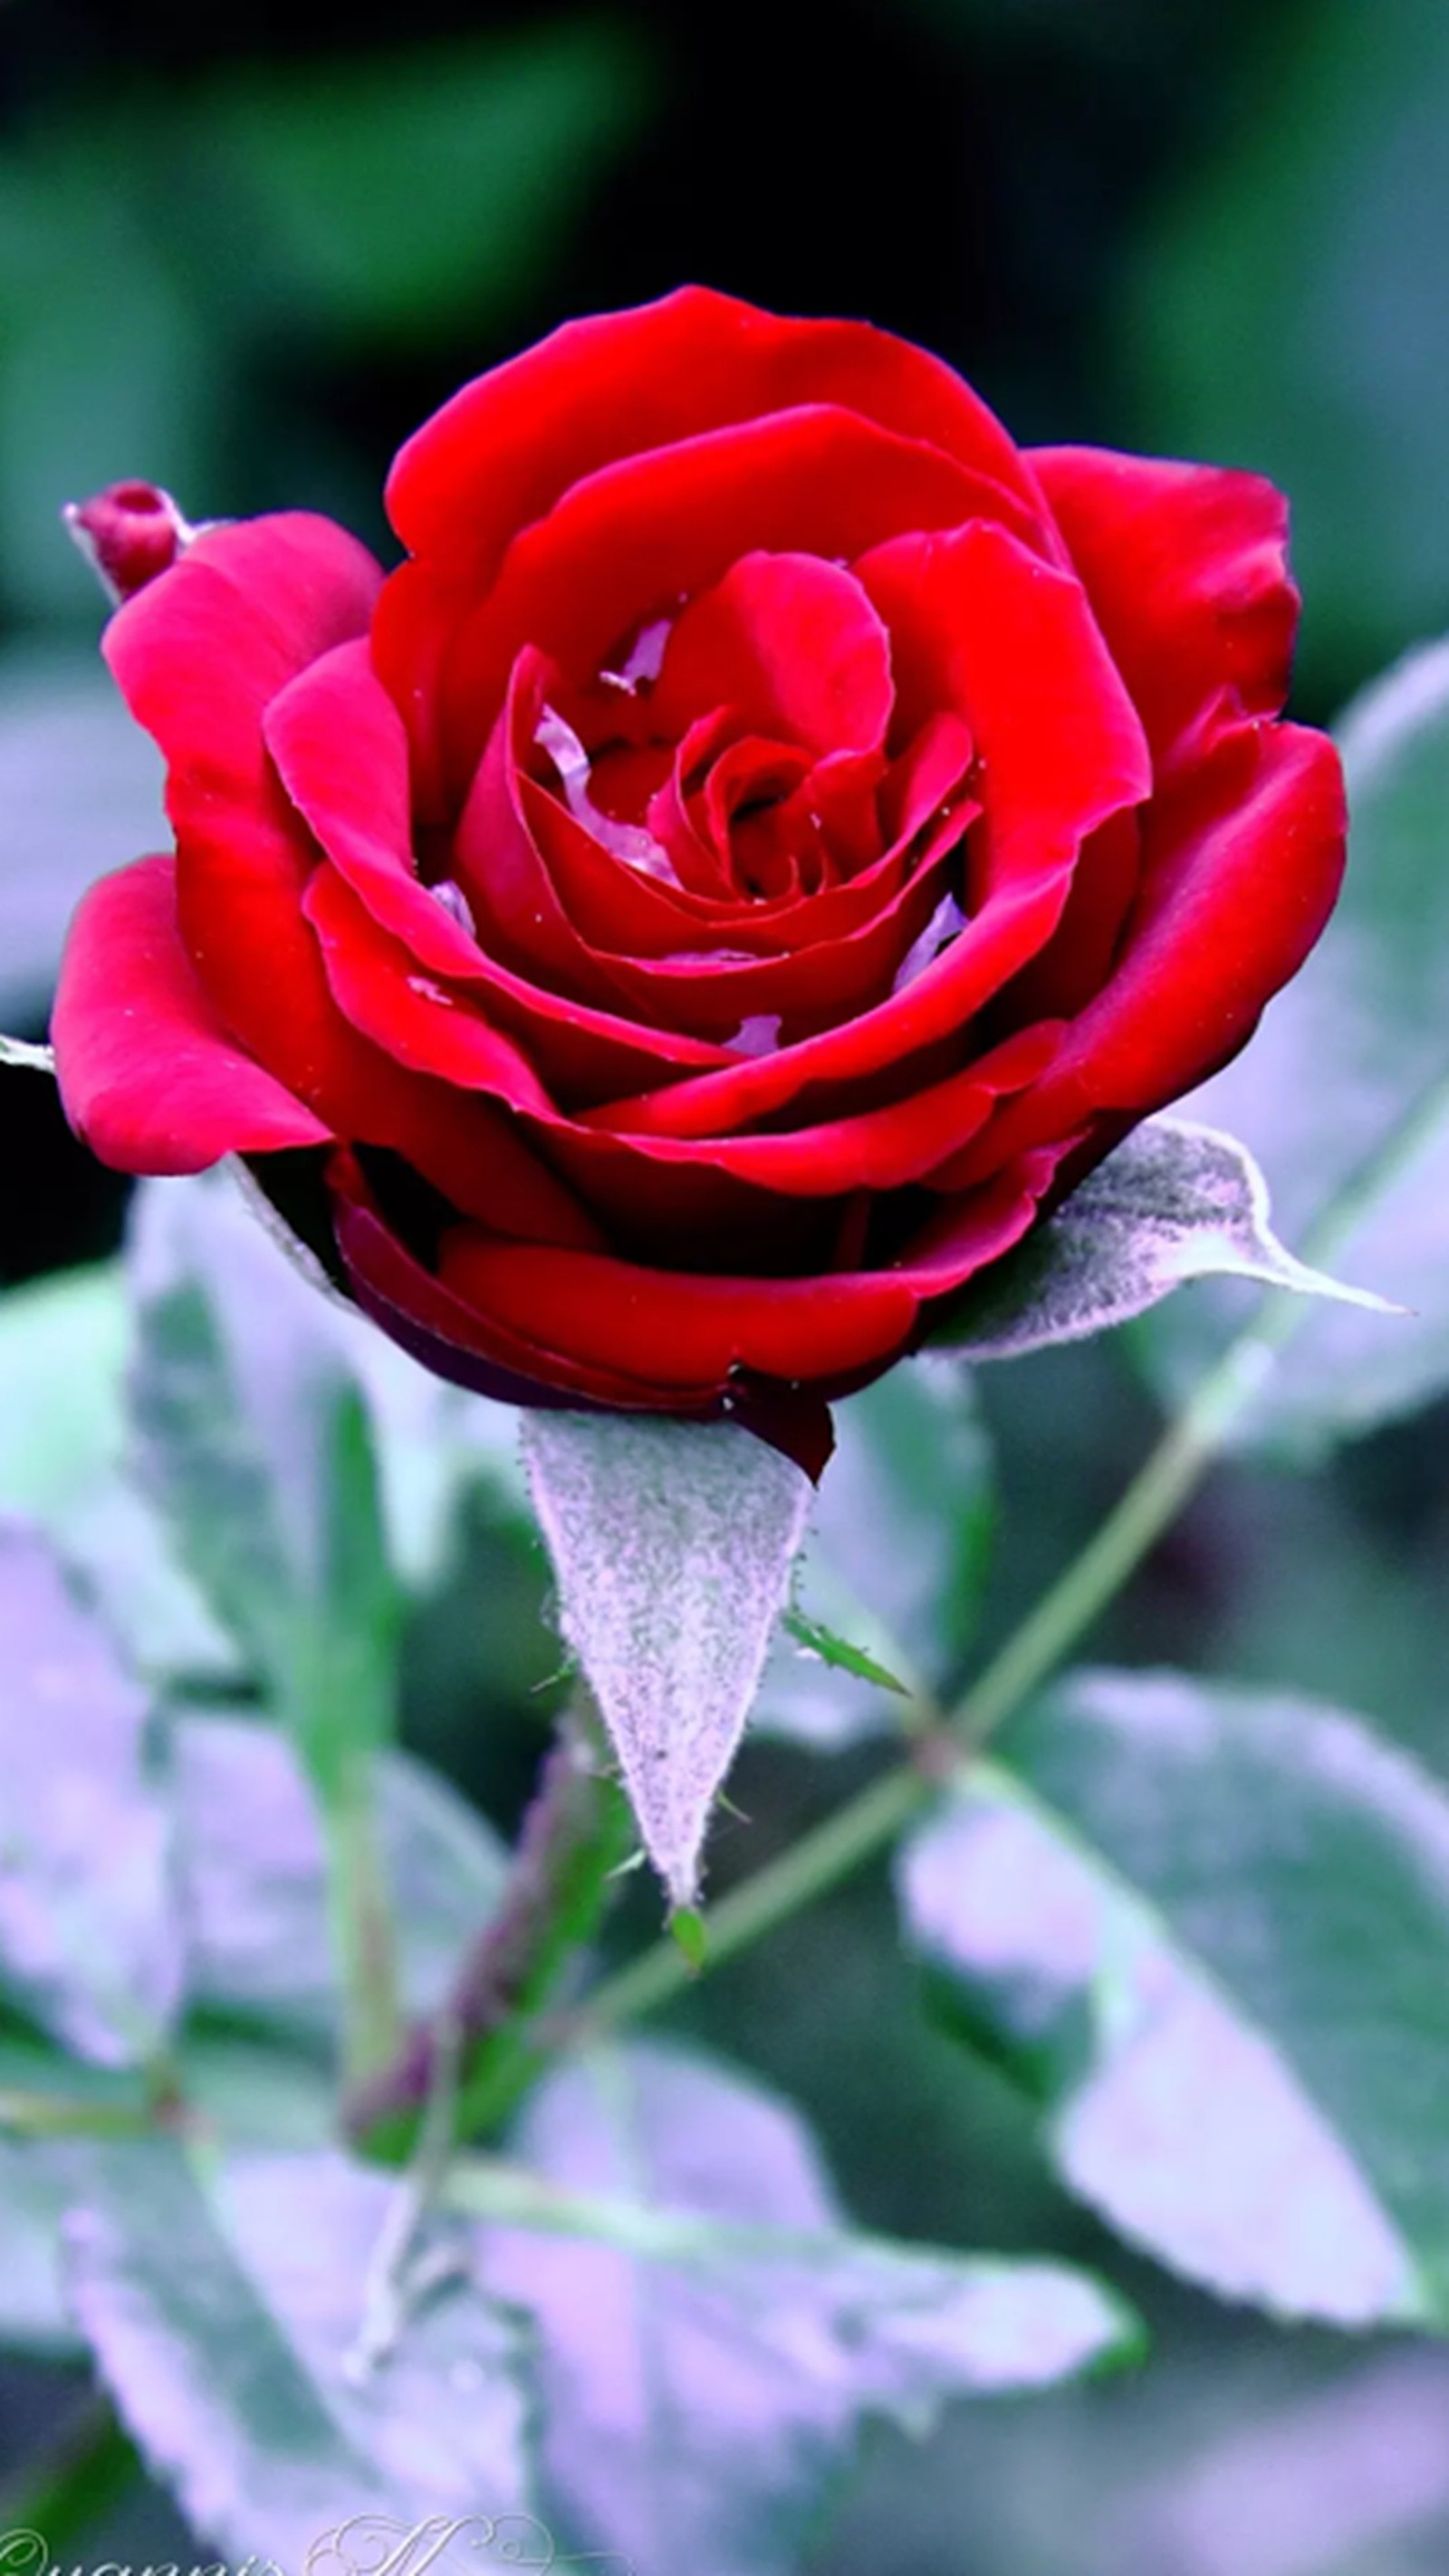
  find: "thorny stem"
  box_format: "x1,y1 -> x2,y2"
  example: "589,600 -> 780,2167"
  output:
348,1697 -> 635,2158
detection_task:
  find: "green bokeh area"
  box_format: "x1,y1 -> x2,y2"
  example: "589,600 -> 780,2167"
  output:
5,3 -> 1449,2572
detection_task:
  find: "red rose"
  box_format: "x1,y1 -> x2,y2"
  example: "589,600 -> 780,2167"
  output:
53,286 -> 1344,1474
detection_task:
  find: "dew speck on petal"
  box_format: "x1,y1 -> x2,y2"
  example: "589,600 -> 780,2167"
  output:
407,975 -> 456,1007
535,701 -> 682,885
730,1013 -> 783,1058
599,611 -> 673,694
892,889 -> 966,995
429,878 -> 476,938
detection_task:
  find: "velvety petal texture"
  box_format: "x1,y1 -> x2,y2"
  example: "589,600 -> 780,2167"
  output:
51,286 -> 1345,1472
53,856 -> 331,1170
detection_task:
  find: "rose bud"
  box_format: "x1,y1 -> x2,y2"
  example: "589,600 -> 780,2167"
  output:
63,480 -> 198,605
50,288 -> 1345,1477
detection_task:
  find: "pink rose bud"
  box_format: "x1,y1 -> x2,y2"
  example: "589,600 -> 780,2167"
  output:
62,480 -> 198,605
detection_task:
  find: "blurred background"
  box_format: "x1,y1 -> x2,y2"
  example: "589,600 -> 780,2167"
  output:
5,0 -> 1449,2569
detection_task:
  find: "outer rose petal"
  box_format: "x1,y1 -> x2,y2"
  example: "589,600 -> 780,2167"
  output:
264,639 -> 427,932
945,721 -> 1347,1184
328,1157 -> 838,1476
105,513 -> 383,794
987,808 -> 1143,1025
442,1236 -> 917,1388
100,529 -> 564,1221
438,1149 -> 1053,1389
387,284 -> 1053,576
53,855 -> 330,1171
1030,446 -> 1300,780
1048,722 -> 1346,1105
101,512 -> 389,1107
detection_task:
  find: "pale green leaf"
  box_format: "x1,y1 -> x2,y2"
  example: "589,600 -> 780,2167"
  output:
523,1415 -> 811,1905
932,1117 -> 1392,1361
467,2043 -> 1134,2576
902,1668 -> 1449,2326
66,2139 -> 536,2563
0,1523 -> 178,2067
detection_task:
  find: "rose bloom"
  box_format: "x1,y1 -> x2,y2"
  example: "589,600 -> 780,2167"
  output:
53,288 -> 1343,1473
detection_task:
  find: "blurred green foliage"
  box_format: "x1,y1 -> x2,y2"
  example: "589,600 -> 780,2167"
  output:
1128,0 -> 1449,706
0,23 -> 654,622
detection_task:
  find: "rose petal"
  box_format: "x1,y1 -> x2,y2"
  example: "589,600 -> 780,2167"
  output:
387,284 -> 1051,574
303,863 -> 737,1110
440,1235 -> 918,1389
987,806 -> 1143,1024
518,772 -> 785,959
557,813 -> 972,1046
546,1019 -> 1062,1201
104,513 -> 383,748
696,734 -> 816,892
590,524 -> 1149,1139
97,532 -> 594,1220
263,637 -> 480,972
468,655 -> 911,977
439,1149 -> 1051,1389
899,1141 -> 1072,1283
101,513 -> 393,1108
454,658 -> 967,1065
1031,446 -> 1300,781
452,657 -> 686,1003
265,654 -> 736,1098
302,864 -> 552,1113
328,1158 -> 837,1475
504,713 -> 971,991
331,1155 -> 695,1406
1041,721 -> 1346,1107
943,721 -> 1347,1178
53,855 -> 331,1172
646,551 -> 894,758
379,405 -> 1043,802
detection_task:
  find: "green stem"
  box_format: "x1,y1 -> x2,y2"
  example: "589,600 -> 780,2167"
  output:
581,1763 -> 929,2035
445,2147 -> 1123,2282
949,1317 -> 1294,1755
349,1701 -> 635,2158
323,1752 -> 402,2091
0,2398 -> 140,2552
